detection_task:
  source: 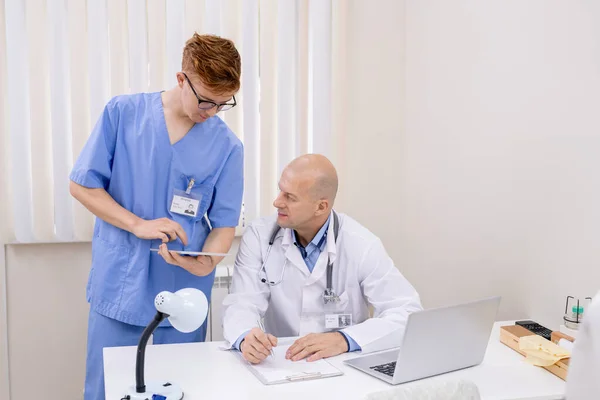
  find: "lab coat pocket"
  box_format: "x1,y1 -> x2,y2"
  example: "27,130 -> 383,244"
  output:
329,291 -> 350,313
301,292 -> 352,335
89,236 -> 131,306
323,292 -> 353,331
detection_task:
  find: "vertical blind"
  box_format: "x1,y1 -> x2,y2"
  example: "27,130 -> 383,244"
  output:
0,0 -> 344,244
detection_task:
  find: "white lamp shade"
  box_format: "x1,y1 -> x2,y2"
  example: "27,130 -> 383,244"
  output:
154,288 -> 209,333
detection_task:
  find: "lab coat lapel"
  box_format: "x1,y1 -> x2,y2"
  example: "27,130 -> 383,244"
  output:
281,228 -> 310,277
305,215 -> 338,286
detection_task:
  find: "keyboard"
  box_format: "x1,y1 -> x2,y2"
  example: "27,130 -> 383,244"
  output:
515,320 -> 553,341
370,361 -> 396,377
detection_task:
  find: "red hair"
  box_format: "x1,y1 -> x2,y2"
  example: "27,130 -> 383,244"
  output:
182,33 -> 241,95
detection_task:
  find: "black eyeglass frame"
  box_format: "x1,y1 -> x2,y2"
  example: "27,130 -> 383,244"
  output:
182,72 -> 237,112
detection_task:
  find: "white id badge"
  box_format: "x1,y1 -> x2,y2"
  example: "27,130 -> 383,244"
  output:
325,313 -> 353,330
170,189 -> 201,217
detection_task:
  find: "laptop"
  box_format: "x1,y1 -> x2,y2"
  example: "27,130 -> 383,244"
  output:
344,296 -> 501,385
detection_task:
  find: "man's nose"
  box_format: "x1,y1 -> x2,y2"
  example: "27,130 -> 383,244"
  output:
206,107 -> 219,117
273,193 -> 284,208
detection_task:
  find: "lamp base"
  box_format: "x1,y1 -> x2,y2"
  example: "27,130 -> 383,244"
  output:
125,382 -> 183,400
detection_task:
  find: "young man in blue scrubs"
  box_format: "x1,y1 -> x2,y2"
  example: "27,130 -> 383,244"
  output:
69,34 -> 243,400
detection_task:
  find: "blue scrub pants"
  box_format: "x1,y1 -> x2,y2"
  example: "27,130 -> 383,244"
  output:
84,309 -> 207,400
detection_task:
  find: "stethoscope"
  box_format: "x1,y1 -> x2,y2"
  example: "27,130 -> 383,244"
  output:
259,211 -> 340,304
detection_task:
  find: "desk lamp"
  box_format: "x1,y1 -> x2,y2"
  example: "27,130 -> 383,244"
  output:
123,288 -> 208,400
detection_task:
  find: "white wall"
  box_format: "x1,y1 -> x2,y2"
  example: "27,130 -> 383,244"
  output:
340,0 -> 600,327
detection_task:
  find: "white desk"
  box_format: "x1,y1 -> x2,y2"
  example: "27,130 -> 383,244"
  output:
104,322 -> 565,400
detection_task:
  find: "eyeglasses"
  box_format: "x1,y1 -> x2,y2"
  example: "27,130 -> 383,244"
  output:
183,72 -> 237,112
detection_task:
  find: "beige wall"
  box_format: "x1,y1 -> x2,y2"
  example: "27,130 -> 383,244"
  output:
1,246 -> 10,400
4,243 -> 90,400
402,0 -> 600,326
339,0 -> 600,326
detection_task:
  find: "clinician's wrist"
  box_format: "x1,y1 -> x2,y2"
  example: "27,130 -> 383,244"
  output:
205,255 -> 215,267
337,331 -> 350,353
128,215 -> 144,234
197,254 -> 216,269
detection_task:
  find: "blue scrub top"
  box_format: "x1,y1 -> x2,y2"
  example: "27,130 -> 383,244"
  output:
70,92 -> 244,327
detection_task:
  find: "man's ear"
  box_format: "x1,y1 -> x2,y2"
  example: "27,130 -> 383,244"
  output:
315,200 -> 330,216
176,72 -> 185,88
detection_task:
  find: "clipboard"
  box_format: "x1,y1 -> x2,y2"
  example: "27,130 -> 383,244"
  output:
149,249 -> 230,257
240,343 -> 343,385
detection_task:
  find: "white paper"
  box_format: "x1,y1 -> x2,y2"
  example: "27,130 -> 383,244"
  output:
245,343 -> 342,384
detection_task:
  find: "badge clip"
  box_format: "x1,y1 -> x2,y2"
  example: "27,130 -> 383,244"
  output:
185,178 -> 195,195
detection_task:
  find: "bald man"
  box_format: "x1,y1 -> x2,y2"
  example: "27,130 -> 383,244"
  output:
222,155 -> 422,364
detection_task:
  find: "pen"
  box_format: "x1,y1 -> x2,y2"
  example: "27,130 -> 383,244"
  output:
257,318 -> 275,357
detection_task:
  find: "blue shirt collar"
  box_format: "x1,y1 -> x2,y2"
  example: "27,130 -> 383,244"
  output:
294,213 -> 332,251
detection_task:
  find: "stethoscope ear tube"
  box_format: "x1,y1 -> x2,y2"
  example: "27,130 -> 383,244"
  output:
259,212 -> 340,299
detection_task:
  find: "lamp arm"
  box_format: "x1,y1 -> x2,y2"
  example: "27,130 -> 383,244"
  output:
136,311 -> 168,393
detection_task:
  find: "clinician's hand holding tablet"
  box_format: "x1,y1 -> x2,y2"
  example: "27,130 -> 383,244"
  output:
150,249 -> 230,257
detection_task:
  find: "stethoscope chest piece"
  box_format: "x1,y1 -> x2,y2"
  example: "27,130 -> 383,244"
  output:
323,289 -> 340,305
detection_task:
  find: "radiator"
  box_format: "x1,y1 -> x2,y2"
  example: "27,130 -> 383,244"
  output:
206,265 -> 233,341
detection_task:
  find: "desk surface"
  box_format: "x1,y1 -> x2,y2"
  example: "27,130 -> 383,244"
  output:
104,322 -> 565,400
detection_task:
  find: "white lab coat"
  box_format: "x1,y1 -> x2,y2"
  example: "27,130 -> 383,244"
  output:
566,290 -> 600,399
222,212 -> 423,354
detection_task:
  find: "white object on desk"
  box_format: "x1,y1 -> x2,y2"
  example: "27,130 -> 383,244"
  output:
559,324 -> 579,339
243,341 -> 343,385
557,338 -> 574,352
124,288 -> 208,400
104,322 -> 566,400
344,296 -> 500,385
365,379 -> 481,400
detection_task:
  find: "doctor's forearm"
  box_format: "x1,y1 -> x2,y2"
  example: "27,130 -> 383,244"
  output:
69,181 -> 141,233
202,227 -> 235,266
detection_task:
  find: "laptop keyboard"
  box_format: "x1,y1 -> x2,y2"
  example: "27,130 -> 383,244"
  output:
370,361 -> 396,377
